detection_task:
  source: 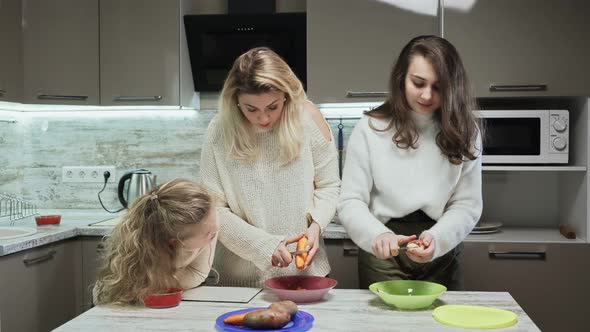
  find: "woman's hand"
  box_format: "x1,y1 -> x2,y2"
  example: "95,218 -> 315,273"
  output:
406,233 -> 435,263
302,222 -> 321,268
373,232 -> 417,259
271,233 -> 304,268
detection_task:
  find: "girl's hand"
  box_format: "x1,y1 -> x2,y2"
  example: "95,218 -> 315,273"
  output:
373,232 -> 417,259
406,233 -> 435,263
272,233 -> 304,268
302,222 -> 321,268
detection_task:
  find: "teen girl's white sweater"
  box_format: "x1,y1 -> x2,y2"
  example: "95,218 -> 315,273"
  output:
337,111 -> 482,260
199,109 -> 340,287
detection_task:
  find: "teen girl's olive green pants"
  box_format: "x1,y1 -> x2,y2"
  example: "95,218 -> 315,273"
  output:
358,210 -> 464,290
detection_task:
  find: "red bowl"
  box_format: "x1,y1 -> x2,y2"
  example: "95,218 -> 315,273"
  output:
143,288 -> 183,308
264,275 -> 337,303
35,215 -> 61,226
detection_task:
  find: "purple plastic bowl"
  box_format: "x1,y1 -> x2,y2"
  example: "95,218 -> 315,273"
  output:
264,275 -> 337,303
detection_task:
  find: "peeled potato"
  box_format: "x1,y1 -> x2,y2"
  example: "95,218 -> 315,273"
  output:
407,239 -> 425,250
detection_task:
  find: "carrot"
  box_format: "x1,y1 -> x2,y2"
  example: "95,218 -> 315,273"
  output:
295,236 -> 308,269
223,312 -> 248,325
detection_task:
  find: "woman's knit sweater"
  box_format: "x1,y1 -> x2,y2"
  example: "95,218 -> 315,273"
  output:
338,111 -> 482,260
199,108 -> 340,287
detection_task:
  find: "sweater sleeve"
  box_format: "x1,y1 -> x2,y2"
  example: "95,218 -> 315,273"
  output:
199,120 -> 285,271
424,134 -> 483,259
177,233 -> 218,289
337,117 -> 393,254
306,111 -> 341,231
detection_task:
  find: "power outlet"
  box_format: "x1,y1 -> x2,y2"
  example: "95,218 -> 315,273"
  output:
62,166 -> 116,183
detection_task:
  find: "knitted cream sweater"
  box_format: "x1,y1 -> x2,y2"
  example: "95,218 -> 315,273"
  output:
338,112 -> 482,260
199,108 -> 340,287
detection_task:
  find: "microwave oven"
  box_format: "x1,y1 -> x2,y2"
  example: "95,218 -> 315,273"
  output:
474,110 -> 569,164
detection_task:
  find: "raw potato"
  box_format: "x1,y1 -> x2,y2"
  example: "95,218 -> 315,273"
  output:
269,300 -> 298,316
243,309 -> 292,329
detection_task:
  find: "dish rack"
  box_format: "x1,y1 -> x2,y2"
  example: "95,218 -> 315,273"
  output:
0,193 -> 38,225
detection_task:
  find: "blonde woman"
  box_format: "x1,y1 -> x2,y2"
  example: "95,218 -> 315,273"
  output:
200,47 -> 340,287
93,178 -> 218,305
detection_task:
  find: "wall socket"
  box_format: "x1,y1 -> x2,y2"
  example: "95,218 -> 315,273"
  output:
62,166 -> 116,183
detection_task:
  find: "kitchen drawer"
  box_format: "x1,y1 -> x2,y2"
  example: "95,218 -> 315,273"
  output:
0,239 -> 82,332
325,239 -> 359,289
462,242 -> 590,331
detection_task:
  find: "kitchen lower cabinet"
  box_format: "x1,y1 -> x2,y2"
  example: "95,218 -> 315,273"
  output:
462,242 -> 590,332
81,236 -> 107,312
325,239 -> 359,289
0,239 -> 83,332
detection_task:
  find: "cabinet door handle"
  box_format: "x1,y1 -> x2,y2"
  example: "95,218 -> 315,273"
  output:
488,251 -> 546,260
37,94 -> 89,101
0,89 -> 6,96
489,84 -> 547,92
342,245 -> 359,256
113,95 -> 163,102
23,250 -> 57,266
346,91 -> 387,98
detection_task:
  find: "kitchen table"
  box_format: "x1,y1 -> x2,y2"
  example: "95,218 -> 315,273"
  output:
54,289 -> 540,331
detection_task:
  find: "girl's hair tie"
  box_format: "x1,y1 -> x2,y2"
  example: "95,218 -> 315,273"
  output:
150,194 -> 158,201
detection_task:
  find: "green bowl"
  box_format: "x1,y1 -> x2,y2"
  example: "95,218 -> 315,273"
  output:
369,280 -> 447,310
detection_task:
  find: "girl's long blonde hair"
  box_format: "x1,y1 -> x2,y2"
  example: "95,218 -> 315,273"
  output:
218,47 -> 306,165
94,178 -> 213,305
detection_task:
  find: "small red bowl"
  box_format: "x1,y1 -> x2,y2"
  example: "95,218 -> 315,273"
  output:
35,215 -> 61,226
264,275 -> 337,303
143,288 -> 183,308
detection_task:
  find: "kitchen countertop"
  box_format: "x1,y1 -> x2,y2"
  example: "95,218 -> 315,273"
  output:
54,289 -> 540,331
0,209 -> 582,256
0,209 -> 349,256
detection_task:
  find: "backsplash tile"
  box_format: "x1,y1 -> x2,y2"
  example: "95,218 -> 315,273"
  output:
0,109 -> 215,209
0,106 -> 362,209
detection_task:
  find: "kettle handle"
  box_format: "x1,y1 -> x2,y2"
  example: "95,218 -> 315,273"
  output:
117,171 -> 134,208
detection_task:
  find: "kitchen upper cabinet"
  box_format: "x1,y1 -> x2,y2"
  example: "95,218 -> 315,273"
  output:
100,0 -> 180,106
445,0 -> 590,97
462,242 -> 590,332
0,0 -> 23,102
307,0 -> 439,103
22,0 -> 99,104
0,240 -> 83,332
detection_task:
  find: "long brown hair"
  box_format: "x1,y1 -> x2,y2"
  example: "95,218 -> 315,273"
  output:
94,178 -> 213,305
366,35 -> 481,164
218,47 -> 306,165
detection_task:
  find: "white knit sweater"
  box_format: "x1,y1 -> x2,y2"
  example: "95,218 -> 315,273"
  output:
199,108 -> 340,287
337,111 -> 482,260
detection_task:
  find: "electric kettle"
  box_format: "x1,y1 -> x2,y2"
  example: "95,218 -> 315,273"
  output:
117,169 -> 157,208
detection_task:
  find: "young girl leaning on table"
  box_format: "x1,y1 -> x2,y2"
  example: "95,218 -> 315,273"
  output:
93,178 -> 218,305
338,35 -> 483,290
